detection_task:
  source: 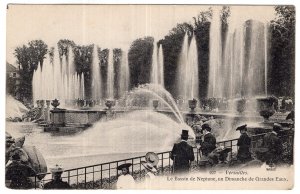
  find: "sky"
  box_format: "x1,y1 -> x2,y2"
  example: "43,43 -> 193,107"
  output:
6,4 -> 276,65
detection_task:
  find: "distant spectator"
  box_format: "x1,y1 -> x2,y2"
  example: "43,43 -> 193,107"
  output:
43,165 -> 71,189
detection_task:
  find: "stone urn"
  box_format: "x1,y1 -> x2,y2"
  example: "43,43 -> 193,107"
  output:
188,99 -> 197,112
236,98 -> 246,113
89,100 -> 95,107
256,97 -> 276,120
105,99 -> 116,110
152,100 -> 159,110
51,99 -> 60,109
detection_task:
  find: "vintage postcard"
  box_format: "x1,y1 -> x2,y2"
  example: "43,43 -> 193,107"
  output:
5,4 -> 294,190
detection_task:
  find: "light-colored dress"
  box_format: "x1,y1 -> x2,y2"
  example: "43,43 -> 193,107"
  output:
116,174 -> 135,189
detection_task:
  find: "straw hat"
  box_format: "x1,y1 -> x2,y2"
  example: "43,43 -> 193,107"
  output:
145,152 -> 159,166
142,161 -> 157,173
50,164 -> 64,174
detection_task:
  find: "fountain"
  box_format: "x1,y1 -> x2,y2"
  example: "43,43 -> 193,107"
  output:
177,33 -> 199,101
107,49 -> 114,99
91,45 -> 102,101
119,50 -> 130,98
151,42 -> 164,87
208,8 -> 269,114
32,47 -> 85,107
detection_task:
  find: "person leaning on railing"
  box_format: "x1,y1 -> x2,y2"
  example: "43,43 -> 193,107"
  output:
43,165 -> 71,189
236,124 -> 252,163
170,130 -> 195,174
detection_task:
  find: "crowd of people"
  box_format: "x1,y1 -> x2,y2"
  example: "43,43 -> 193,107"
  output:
6,110 -> 294,189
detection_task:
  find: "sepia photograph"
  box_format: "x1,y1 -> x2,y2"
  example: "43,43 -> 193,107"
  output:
4,3 -> 295,190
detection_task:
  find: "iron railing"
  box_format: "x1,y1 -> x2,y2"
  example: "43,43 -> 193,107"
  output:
34,131 -> 294,189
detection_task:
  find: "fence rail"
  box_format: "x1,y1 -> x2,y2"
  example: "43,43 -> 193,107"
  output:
34,131 -> 293,189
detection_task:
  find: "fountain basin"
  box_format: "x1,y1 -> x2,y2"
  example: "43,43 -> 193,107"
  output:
45,109 -> 125,132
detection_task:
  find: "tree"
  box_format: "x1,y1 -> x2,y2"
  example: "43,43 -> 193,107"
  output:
269,5 -> 295,97
14,40 -> 48,102
128,37 -> 153,88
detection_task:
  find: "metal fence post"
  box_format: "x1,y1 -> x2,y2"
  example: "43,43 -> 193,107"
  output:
100,165 -> 103,189
92,166 -> 95,189
84,168 -> 87,189
161,153 -> 164,175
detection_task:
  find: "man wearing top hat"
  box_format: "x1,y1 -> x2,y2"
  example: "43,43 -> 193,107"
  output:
43,164 -> 71,189
170,130 -> 195,174
200,124 -> 216,157
236,124 -> 252,163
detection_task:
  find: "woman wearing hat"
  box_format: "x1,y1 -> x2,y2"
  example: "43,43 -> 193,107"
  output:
43,164 -> 71,189
116,163 -> 135,189
236,124 -> 252,163
200,124 -> 216,157
142,162 -> 157,180
142,152 -> 159,180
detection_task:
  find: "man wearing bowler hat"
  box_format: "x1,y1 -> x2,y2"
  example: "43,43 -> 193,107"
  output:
236,124 -> 252,163
170,130 -> 194,174
200,123 -> 216,157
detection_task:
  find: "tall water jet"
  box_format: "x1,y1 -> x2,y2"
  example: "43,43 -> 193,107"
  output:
177,33 -> 199,101
91,45 -> 102,100
187,34 -> 199,100
119,50 -> 130,97
208,9 -> 269,101
80,73 -> 85,99
107,49 -> 114,99
32,47 -> 85,107
151,42 -> 164,87
208,7 -> 222,98
158,44 -> 164,87
244,20 -> 266,97
264,23 -> 269,97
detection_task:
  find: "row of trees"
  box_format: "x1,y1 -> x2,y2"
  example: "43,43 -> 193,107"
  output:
128,5 -> 295,99
12,5 -> 295,103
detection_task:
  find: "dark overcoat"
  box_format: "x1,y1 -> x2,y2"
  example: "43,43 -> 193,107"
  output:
200,133 -> 216,156
237,133 -> 252,162
170,141 -> 195,173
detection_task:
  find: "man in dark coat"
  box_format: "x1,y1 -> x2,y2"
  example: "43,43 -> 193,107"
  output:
170,130 -> 195,174
200,124 -> 216,156
236,124 -> 252,163
262,123 -> 284,165
43,165 -> 71,189
6,154 -> 36,189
